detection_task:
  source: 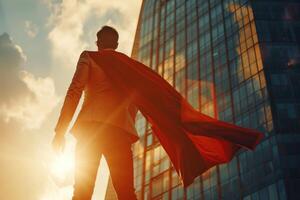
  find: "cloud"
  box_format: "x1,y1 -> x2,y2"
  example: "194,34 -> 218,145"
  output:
0,33 -> 59,129
45,0 -> 141,68
1,70 -> 60,129
0,33 -> 28,102
24,20 -> 39,38
0,32 -> 61,200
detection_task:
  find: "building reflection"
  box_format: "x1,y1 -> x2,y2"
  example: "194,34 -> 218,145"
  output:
123,0 -> 300,199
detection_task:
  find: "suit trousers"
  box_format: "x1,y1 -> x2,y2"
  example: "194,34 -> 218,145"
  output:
72,123 -> 137,200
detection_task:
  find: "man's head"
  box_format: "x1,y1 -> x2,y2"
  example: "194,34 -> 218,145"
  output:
96,26 -> 119,50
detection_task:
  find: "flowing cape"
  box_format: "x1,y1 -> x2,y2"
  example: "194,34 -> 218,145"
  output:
88,50 -> 264,187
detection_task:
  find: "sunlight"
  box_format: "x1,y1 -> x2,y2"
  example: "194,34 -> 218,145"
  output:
45,134 -> 110,200
50,152 -> 74,182
49,135 -> 75,187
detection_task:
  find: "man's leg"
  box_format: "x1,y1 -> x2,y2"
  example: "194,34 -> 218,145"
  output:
103,131 -> 137,200
72,138 -> 102,200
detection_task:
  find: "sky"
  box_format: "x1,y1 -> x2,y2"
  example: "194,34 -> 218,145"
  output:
0,0 -> 142,199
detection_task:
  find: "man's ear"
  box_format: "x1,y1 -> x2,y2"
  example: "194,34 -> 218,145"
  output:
114,42 -> 119,49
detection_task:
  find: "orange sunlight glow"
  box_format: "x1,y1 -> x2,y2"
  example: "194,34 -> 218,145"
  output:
44,135 -> 110,200
50,152 -> 74,183
50,136 -> 75,187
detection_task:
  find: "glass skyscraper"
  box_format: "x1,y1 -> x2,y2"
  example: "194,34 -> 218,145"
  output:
129,0 -> 300,199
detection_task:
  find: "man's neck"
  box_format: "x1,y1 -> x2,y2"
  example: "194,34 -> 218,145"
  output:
98,47 -> 116,51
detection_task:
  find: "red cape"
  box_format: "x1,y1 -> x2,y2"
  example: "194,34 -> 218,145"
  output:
88,50 -> 264,187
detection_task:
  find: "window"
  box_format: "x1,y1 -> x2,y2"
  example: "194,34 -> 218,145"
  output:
171,185 -> 184,200
270,74 -> 289,86
276,103 -> 297,119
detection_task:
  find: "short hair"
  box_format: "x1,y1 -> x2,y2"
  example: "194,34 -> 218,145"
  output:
96,26 -> 119,49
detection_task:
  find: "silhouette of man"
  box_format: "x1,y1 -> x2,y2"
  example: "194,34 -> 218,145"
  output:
52,26 -> 139,200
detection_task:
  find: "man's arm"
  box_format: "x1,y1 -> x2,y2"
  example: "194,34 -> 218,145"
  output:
53,51 -> 90,141
128,103 -> 138,121
128,91 -> 138,121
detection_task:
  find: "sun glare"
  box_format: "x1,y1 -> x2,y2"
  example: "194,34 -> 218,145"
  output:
45,135 -> 110,200
50,152 -> 74,181
49,135 -> 76,187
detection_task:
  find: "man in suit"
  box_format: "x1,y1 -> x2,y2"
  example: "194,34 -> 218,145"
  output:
52,26 -> 139,200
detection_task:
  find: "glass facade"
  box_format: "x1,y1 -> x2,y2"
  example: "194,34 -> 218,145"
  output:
130,0 -> 300,199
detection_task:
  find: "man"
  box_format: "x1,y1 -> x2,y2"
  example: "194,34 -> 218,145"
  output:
52,26 -> 139,200
53,25 -> 263,198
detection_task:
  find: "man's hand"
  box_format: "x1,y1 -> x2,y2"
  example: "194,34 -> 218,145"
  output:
51,134 -> 66,154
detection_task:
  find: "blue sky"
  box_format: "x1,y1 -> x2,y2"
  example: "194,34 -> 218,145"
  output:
0,0 -> 142,199
0,0 -> 52,75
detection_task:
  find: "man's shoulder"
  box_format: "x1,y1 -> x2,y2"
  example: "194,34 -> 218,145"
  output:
82,50 -> 97,53
78,51 -> 99,64
80,50 -> 96,57
76,51 -> 96,66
